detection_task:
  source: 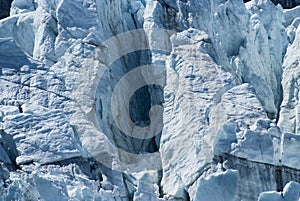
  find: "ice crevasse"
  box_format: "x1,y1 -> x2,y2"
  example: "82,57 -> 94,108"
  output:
0,0 -> 300,200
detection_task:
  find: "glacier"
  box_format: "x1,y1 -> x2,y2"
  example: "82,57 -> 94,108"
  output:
0,0 -> 300,200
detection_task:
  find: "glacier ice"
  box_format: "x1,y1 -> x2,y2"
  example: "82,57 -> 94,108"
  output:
258,181 -> 300,201
193,169 -> 239,201
0,0 -> 299,200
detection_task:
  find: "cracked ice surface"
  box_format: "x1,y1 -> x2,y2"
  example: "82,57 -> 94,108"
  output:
0,0 -> 299,200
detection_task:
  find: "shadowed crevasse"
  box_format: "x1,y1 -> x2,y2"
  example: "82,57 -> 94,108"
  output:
0,0 -> 13,19
244,0 -> 300,8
